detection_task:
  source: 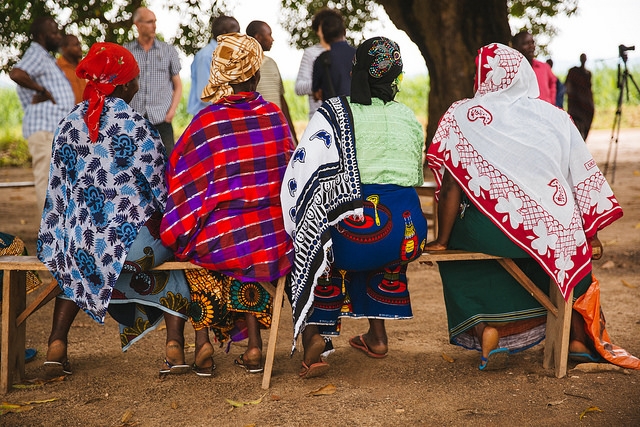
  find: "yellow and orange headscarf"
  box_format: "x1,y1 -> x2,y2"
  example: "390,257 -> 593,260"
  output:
76,42 -> 140,142
201,33 -> 263,104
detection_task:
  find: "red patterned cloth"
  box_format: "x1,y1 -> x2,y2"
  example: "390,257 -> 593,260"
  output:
76,42 -> 140,142
160,92 -> 294,282
428,43 -> 622,300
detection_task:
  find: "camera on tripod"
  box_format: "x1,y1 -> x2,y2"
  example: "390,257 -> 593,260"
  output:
619,44 -> 635,62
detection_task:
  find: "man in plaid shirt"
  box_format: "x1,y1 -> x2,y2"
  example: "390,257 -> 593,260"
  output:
126,7 -> 182,154
10,16 -> 74,213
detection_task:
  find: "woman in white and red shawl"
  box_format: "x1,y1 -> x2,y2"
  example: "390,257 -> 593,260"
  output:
160,33 -> 294,376
426,43 -> 638,371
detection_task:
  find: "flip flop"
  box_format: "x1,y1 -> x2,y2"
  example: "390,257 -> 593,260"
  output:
44,359 -> 72,375
299,360 -> 330,379
234,353 -> 264,374
25,348 -> 37,363
479,347 -> 509,371
569,352 -> 602,363
159,358 -> 190,375
349,334 -> 387,358
192,359 -> 216,377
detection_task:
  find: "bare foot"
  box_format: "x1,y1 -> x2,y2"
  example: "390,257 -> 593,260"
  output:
46,339 -> 67,363
569,339 -> 592,354
165,340 -> 186,366
240,347 -> 262,367
480,325 -> 500,360
350,334 -> 388,357
194,342 -> 214,369
303,333 -> 326,367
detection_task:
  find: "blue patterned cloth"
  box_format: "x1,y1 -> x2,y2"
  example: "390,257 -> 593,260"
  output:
37,97 -> 170,323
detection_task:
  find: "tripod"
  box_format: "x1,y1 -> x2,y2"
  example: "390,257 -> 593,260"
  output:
604,45 -> 639,183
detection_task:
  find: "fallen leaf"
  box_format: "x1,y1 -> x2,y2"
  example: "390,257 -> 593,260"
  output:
395,408 -> 405,413
309,384 -> 336,396
225,392 -> 268,409
633,170 -> 640,176
22,398 -> 58,405
579,406 -> 603,420
600,260 -> 615,270
621,279 -> 638,288
12,375 -> 65,389
442,352 -> 455,363
225,398 -> 245,408
171,401 -> 179,410
270,394 -> 282,401
571,363 -> 631,374
121,409 -> 134,423
0,403 -> 34,415
245,393 -> 268,405
635,222 -> 640,229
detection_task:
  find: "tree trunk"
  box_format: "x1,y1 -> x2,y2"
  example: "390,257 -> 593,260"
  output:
377,0 -> 511,148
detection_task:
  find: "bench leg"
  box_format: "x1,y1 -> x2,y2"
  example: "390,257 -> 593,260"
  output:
1,270 -> 27,394
262,276 -> 287,389
543,284 -> 573,378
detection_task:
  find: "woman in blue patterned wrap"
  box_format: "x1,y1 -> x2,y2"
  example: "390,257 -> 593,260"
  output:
37,42 -> 192,377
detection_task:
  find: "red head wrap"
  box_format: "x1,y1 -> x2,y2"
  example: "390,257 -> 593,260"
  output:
76,42 -> 140,142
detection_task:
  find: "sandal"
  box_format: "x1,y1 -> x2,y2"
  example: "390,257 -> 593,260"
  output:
234,353 -> 264,374
478,347 -> 509,371
192,359 -> 216,377
44,359 -> 73,375
159,358 -> 190,375
299,360 -> 329,379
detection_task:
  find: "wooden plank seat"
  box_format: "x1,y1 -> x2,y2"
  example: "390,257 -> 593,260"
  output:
0,255 -> 286,393
415,181 -> 438,236
1,250 -> 573,394
419,250 -> 573,379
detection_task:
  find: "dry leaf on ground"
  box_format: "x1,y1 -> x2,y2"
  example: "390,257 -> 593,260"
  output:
309,384 -> 336,396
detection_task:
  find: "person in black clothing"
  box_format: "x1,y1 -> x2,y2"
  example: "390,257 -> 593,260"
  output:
311,10 -> 355,102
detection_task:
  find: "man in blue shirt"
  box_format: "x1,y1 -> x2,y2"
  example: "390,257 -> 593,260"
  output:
187,15 -> 240,116
9,16 -> 74,212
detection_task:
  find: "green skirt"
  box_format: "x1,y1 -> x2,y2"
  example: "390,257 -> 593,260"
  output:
438,200 -> 591,353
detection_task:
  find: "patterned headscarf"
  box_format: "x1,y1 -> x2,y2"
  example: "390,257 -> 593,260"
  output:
201,33 -> 263,104
350,36 -> 403,105
76,42 -> 140,142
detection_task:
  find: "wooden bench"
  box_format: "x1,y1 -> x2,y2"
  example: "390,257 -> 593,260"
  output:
1,250 -> 573,394
415,181 -> 438,236
419,250 -> 573,379
0,256 -> 286,393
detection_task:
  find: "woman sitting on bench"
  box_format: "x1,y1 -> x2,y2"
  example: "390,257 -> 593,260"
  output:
425,43 -> 638,371
37,43 -> 191,376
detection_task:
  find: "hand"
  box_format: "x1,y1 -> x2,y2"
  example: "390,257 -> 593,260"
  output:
312,89 -> 323,101
590,235 -> 603,260
31,88 -> 55,104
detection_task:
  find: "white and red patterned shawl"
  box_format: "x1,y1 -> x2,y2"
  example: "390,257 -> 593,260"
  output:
427,43 -> 623,300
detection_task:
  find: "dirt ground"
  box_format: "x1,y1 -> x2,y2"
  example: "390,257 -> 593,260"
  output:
1,128 -> 639,427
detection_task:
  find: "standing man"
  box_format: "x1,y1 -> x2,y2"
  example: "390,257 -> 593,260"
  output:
312,10 -> 355,102
125,7 -> 182,154
9,16 -> 74,212
565,53 -> 595,140
187,15 -> 240,116
246,20 -> 298,144
57,34 -> 87,104
512,31 -> 557,105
